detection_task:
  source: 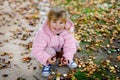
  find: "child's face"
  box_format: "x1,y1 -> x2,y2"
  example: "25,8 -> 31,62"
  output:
49,19 -> 66,34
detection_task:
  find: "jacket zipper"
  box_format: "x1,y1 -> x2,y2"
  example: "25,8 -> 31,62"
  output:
57,36 -> 60,51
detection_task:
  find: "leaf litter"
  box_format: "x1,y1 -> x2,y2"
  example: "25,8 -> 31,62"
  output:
0,0 -> 120,80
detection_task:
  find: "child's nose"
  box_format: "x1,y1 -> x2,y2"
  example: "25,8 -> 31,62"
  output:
56,22 -> 60,25
57,24 -> 61,28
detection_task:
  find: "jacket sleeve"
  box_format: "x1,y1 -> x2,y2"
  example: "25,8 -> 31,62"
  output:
63,32 -> 77,62
31,31 -> 51,66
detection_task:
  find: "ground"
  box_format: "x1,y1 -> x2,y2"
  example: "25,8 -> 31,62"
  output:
0,0 -> 120,80
0,0 -> 73,80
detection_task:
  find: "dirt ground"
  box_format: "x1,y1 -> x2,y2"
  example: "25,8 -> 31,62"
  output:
0,0 -> 120,80
0,0 -> 76,80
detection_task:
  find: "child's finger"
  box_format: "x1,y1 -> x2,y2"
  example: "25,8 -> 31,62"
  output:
61,58 -> 64,63
63,60 -> 68,64
51,56 -> 55,60
52,57 -> 56,62
60,58 -> 67,65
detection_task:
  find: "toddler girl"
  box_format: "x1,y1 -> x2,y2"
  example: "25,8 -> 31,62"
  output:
31,6 -> 78,77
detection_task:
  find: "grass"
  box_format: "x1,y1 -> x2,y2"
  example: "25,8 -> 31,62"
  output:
51,0 -> 120,79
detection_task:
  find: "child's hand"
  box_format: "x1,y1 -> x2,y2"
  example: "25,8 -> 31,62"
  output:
60,56 -> 69,65
47,56 -> 56,65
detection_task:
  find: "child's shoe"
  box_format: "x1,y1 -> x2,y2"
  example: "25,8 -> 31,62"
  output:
68,61 -> 77,69
41,64 -> 51,77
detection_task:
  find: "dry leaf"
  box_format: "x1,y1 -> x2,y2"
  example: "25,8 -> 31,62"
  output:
22,57 -> 31,62
0,42 -> 3,47
117,56 -> 120,61
0,52 -> 7,56
2,74 -> 8,77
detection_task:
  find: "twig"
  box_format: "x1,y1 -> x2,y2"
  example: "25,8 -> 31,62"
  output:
33,75 -> 40,80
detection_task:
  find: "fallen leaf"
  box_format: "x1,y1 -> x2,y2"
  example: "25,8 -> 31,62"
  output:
0,52 -> 7,56
2,74 -> 8,77
22,57 -> 31,62
117,56 -> 120,61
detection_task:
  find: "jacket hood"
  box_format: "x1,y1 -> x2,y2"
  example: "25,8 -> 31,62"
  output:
42,18 -> 74,36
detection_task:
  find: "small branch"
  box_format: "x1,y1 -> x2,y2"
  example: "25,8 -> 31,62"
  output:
33,75 -> 40,80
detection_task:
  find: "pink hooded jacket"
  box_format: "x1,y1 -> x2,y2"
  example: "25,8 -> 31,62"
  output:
31,19 -> 77,66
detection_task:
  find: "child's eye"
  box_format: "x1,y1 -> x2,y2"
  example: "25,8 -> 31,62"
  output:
53,21 -> 56,23
60,22 -> 63,24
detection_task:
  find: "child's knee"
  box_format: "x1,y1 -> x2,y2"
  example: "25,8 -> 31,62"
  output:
45,47 -> 56,56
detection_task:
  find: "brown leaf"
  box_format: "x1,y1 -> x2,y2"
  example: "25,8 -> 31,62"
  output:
8,53 -> 14,58
21,52 -> 29,55
22,57 -> 31,62
33,66 -> 37,70
117,56 -> 120,61
0,52 -> 7,56
2,74 -> 8,77
89,46 -> 96,51
0,32 -> 4,35
0,42 -> 3,47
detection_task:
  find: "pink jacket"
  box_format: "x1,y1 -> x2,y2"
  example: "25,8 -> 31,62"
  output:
31,19 -> 77,66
